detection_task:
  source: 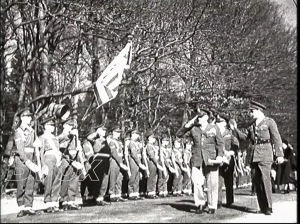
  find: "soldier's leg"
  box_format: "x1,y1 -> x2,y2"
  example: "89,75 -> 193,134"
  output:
52,161 -> 63,208
115,169 -> 124,198
146,161 -> 158,197
191,166 -> 205,207
98,170 -> 109,200
258,162 -> 273,209
43,156 -> 56,206
128,163 -> 138,198
132,164 -> 140,196
157,170 -> 164,196
224,158 -> 234,205
173,164 -> 183,195
23,172 -> 35,208
218,165 -> 225,206
59,160 -> 71,204
252,162 -> 268,211
66,167 -> 80,209
108,160 -> 119,200
204,165 -> 219,210
15,157 -> 30,207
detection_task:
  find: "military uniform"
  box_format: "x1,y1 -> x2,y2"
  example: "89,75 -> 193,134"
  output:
92,133 -> 111,204
39,118 -> 62,212
127,130 -> 144,200
58,119 -> 82,210
157,138 -> 172,197
215,114 -> 239,207
177,108 -> 224,214
232,101 -> 284,215
145,131 -> 160,198
108,125 -> 126,202
182,140 -> 192,195
14,108 -> 40,217
172,140 -> 184,196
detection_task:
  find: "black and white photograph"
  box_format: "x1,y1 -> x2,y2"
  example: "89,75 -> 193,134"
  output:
0,0 -> 297,223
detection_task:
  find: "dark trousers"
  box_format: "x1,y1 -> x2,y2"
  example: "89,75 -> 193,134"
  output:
44,155 -> 62,203
252,161 -> 273,211
15,156 -> 35,207
146,160 -> 158,194
218,157 -> 234,205
59,159 -> 79,202
80,162 -> 92,198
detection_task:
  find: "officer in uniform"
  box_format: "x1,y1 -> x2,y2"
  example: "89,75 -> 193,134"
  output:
182,137 -> 192,195
145,130 -> 164,198
39,117 -> 62,213
58,118 -> 83,210
127,129 -> 147,200
177,108 -> 224,214
92,124 -> 111,205
14,108 -> 41,217
215,113 -> 239,208
172,137 -> 184,196
229,100 -> 284,215
107,124 -> 129,202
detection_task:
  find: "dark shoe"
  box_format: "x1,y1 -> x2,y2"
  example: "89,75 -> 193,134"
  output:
68,204 -> 82,210
208,209 -> 215,214
24,209 -> 38,216
110,198 -> 118,202
217,204 -> 223,209
196,205 -> 204,214
264,208 -> 272,215
17,210 -> 25,218
251,192 -> 256,196
96,200 -> 110,206
147,195 -> 157,199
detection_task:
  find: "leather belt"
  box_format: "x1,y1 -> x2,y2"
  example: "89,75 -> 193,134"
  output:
254,139 -> 271,145
24,147 -> 34,153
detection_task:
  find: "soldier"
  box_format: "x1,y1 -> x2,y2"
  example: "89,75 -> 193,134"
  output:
182,138 -> 192,195
127,129 -> 147,200
145,130 -> 164,198
91,124 -> 111,205
58,118 -> 83,210
215,114 -> 239,208
176,108 -> 224,214
229,100 -> 284,215
39,117 -> 62,213
107,124 -> 129,202
157,135 -> 176,197
172,137 -> 184,196
14,108 -> 42,217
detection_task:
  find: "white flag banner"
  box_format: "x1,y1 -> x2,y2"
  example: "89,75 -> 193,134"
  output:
94,42 -> 132,106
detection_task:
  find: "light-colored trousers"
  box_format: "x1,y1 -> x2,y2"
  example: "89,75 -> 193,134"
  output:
191,165 -> 219,209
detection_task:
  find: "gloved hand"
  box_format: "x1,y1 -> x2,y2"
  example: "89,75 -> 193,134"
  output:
25,160 -> 39,173
71,161 -> 83,170
168,166 -> 176,173
42,165 -> 49,176
8,156 -> 15,166
56,160 -> 62,167
139,163 -> 147,170
120,163 -> 128,171
33,138 -> 42,148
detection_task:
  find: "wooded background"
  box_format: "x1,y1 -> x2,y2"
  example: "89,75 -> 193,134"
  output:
0,0 -> 297,155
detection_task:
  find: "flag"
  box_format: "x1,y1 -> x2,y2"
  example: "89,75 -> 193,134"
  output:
94,41 -> 132,106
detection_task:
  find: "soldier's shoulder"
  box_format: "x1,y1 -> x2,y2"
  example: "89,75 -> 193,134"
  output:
265,117 -> 277,125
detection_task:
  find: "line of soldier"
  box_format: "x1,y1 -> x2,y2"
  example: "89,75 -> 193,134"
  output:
12,100 -> 284,217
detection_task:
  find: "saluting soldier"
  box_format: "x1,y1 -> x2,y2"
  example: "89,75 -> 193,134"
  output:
91,124 -> 111,205
177,108 -> 224,214
127,129 -> 147,200
182,137 -> 192,195
215,113 -> 239,208
58,118 -> 83,211
172,137 -> 184,196
107,124 -> 129,202
229,100 -> 284,215
14,108 -> 41,217
39,117 -> 62,213
145,130 -> 164,198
